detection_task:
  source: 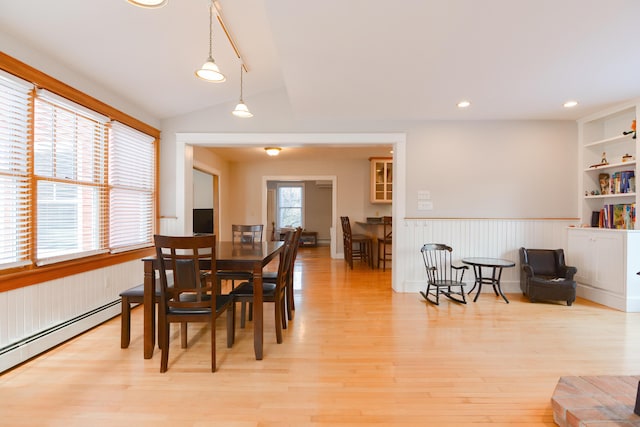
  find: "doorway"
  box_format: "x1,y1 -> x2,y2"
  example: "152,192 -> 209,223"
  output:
266,178 -> 333,247
192,168 -> 220,237
174,132 -> 407,290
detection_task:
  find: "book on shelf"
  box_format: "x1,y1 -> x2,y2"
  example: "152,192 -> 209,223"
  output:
608,170 -> 635,194
598,203 -> 636,229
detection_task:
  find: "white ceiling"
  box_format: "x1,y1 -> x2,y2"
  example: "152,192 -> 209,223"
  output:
1,0 -> 640,123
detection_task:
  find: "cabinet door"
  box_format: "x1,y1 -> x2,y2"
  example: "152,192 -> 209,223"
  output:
568,230 -> 624,295
592,232 -> 624,294
370,158 -> 392,203
568,231 -> 593,284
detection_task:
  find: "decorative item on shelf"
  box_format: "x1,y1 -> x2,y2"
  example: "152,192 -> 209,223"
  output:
623,153 -> 633,162
623,119 -> 637,139
599,173 -> 610,195
589,152 -> 609,168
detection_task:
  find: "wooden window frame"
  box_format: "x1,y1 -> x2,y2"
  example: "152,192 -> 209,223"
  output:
0,52 -> 160,292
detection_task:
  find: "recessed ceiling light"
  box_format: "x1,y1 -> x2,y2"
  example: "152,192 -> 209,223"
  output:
457,100 -> 471,108
264,147 -> 281,156
564,100 -> 578,108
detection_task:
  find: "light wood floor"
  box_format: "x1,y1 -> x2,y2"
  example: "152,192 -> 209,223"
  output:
2,246 -> 640,426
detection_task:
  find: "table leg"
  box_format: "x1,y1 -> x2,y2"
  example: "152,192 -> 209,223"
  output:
252,264 -> 264,360
143,259 -> 156,359
492,267 -> 509,303
472,265 -> 483,302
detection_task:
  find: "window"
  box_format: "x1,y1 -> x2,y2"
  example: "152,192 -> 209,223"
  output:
0,65 -> 156,275
34,90 -> 109,264
277,183 -> 304,229
109,122 -> 155,253
0,70 -> 31,269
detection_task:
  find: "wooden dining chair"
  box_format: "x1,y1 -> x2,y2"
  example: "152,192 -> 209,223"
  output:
340,216 -> 373,269
216,224 -> 264,290
262,226 -> 302,321
154,234 -> 235,373
230,230 -> 296,343
377,216 -> 392,271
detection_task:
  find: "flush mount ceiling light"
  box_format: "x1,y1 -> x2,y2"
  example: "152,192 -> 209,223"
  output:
264,147 -> 281,156
457,100 -> 471,108
127,0 -> 167,8
232,64 -> 253,118
564,100 -> 578,108
195,0 -> 225,82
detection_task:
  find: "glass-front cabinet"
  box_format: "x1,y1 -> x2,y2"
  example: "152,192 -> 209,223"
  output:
370,157 -> 392,203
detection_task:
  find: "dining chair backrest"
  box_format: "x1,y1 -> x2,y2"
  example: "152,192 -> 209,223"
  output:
277,230 -> 296,293
154,234 -> 216,311
232,224 -> 263,245
340,216 -> 352,241
382,216 -> 392,240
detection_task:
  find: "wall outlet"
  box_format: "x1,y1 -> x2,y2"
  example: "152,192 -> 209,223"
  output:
418,200 -> 434,211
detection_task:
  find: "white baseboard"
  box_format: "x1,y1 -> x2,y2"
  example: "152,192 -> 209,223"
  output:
0,302 -> 121,374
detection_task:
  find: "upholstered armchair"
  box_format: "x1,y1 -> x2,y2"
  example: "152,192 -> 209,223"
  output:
519,248 -> 577,306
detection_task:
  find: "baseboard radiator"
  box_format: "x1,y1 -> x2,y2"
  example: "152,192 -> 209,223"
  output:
0,300 -> 121,374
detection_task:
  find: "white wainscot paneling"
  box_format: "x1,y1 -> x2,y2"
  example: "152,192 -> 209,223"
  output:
0,260 -> 143,373
396,218 -> 578,295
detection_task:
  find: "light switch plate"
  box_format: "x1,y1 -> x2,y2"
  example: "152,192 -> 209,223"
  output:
417,190 -> 431,200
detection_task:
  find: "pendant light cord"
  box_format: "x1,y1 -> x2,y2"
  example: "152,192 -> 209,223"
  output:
208,0 -> 213,58
239,64 -> 244,100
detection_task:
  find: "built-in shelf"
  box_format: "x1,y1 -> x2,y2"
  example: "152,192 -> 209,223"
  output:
584,133 -> 633,148
584,192 -> 636,199
584,160 -> 636,173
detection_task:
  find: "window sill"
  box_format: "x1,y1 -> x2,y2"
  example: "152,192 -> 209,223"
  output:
0,247 -> 154,292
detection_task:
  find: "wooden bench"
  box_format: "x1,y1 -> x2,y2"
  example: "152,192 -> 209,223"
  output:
119,284 -> 160,349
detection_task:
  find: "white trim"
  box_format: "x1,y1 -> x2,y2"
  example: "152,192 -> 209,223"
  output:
36,89 -> 109,123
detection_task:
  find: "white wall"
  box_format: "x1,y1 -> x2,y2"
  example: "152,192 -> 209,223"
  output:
0,31 -> 160,128
160,90 -> 577,221
405,121 -> 578,218
192,169 -> 213,209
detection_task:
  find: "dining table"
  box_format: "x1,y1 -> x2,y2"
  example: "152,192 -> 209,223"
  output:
142,240 -> 284,360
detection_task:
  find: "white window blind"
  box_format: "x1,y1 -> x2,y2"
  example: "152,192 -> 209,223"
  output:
109,121 -> 155,253
34,90 -> 108,265
0,71 -> 33,269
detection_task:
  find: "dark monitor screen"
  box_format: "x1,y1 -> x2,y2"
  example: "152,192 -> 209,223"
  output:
193,208 -> 214,234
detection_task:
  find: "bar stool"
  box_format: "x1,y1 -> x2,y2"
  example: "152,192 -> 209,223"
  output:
340,216 -> 373,269
377,216 -> 392,271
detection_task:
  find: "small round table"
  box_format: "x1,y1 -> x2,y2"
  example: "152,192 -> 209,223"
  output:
461,257 -> 515,303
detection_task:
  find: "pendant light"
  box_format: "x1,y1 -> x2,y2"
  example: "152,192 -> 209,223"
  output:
232,64 -> 253,118
195,0 -> 225,82
127,0 -> 168,8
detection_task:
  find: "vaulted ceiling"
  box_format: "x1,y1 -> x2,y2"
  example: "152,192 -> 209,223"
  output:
1,0 -> 639,123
